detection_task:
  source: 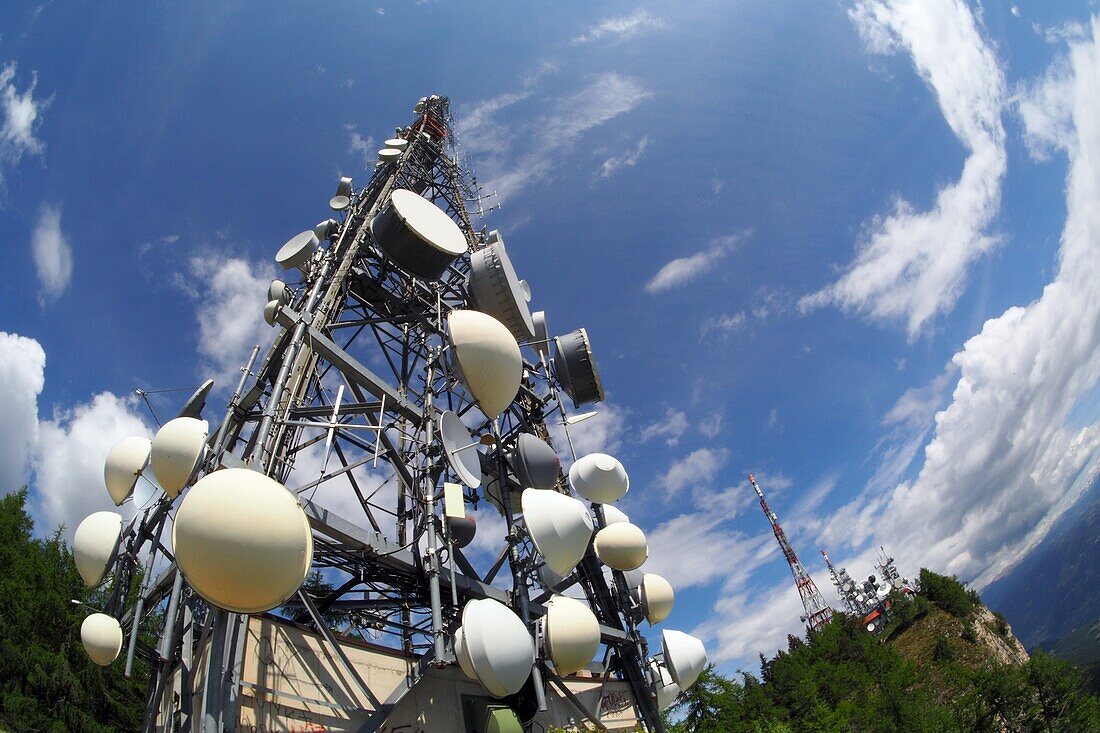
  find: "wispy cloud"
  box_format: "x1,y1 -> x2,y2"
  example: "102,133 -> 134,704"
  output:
700,311 -> 747,338
595,136 -> 649,180
572,9 -> 665,45
31,204 -> 71,301
639,408 -> 688,446
0,63 -> 47,189
645,234 -> 740,293
654,447 -> 729,498
345,123 -> 376,167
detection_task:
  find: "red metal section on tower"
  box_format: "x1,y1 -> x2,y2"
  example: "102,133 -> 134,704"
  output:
748,473 -> 833,633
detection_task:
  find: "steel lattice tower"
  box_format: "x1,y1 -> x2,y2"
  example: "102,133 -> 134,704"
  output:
748,474 -> 833,633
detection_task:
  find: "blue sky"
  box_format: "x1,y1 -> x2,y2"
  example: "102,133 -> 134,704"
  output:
1,0 -> 1099,673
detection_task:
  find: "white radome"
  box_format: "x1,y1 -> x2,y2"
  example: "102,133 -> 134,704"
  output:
662,629 -> 707,690
569,453 -> 629,504
461,598 -> 535,697
651,659 -> 682,711
73,511 -> 122,587
593,522 -> 648,571
150,417 -> 209,499
81,613 -> 123,666
447,310 -> 522,419
601,504 -> 630,525
103,436 -> 151,505
521,488 -> 594,576
543,595 -> 600,676
454,626 -> 478,679
172,469 -> 313,614
640,573 -> 675,625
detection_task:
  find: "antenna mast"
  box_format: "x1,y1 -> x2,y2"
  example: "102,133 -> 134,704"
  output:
748,473 -> 833,633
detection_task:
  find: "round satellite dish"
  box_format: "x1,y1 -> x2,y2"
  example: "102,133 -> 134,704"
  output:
73,512 -> 122,587
622,566 -> 645,591
640,573 -> 674,625
384,137 -> 408,150
531,311 -> 550,360
462,598 -> 535,697
454,625 -> 477,679
543,595 -> 600,675
371,189 -> 467,280
329,195 -> 351,211
314,218 -> 339,242
81,613 -> 123,666
150,417 -> 208,499
378,147 -> 402,162
569,453 -> 628,504
103,436 -> 151,505
268,279 -> 290,305
521,488 -> 593,576
553,328 -> 604,407
510,433 -> 560,490
601,504 -> 630,526
662,629 -> 707,690
650,659 -> 682,711
439,410 -> 482,488
178,378 -> 215,419
276,230 -> 320,270
172,468 -> 313,614
448,512 -> 477,548
468,241 -> 535,341
263,299 -> 280,326
336,176 -> 354,198
594,523 -> 648,571
447,310 -> 522,419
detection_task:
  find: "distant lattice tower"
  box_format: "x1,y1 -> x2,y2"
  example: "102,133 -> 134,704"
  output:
748,473 -> 833,633
820,549 -> 865,615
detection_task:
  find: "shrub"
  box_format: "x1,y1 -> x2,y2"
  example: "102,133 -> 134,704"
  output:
933,636 -> 956,664
919,568 -> 976,618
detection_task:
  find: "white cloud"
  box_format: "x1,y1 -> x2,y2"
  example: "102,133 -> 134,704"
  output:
639,408 -> 688,446
346,124 -> 376,167
800,0 -> 1007,338
645,234 -> 740,293
572,9 -> 665,45
654,447 -> 728,498
595,136 -> 649,180
548,402 -> 628,465
0,63 -> 46,186
699,311 -> 746,338
1015,56 -> 1075,160
698,412 -> 723,439
0,331 -> 45,492
31,203 -> 71,299
646,513 -> 769,590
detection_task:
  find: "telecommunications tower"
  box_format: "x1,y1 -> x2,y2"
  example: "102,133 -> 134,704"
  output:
748,473 -> 833,633
70,95 -> 707,732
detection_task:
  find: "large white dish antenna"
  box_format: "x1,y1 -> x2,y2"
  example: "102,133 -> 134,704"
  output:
543,595 -> 600,675
447,310 -> 522,419
510,433 -> 560,490
81,613 -> 123,666
650,659 -> 682,711
172,468 -> 313,614
73,511 -> 122,587
454,625 -> 477,679
640,573 -> 675,625
569,453 -> 629,504
468,238 -> 535,341
593,522 -> 648,571
462,598 -> 535,697
276,230 -> 319,270
521,489 -> 593,576
601,504 -> 630,525
553,328 -> 604,407
371,189 -> 467,280
378,147 -> 402,162
439,410 -> 482,488
150,417 -> 208,499
103,436 -> 151,505
662,629 -> 707,690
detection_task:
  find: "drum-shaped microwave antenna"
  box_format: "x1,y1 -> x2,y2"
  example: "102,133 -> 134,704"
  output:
521,489 -> 593,576
268,279 -> 290,305
454,625 -> 477,679
172,469 -> 313,614
542,595 -> 600,675
532,310 -> 550,360
384,137 -> 409,150
468,239 -> 535,341
150,417 -> 208,499
510,433 -> 560,490
553,328 -> 604,407
650,659 -> 682,711
569,453 -> 629,504
73,511 -> 122,587
447,310 -> 522,419
335,176 -> 353,198
378,147 -> 402,163
662,629 -> 707,691
640,573 -> 675,625
314,219 -> 339,243
439,410 -> 483,488
371,189 -> 467,280
276,230 -> 320,270
81,613 -> 123,666
461,598 -> 535,697
103,436 -> 151,505
593,522 -> 648,571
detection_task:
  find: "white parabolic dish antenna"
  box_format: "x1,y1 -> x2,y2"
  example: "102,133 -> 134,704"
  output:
468,239 -> 536,341
454,625 -> 478,679
103,436 -> 151,506
439,410 -> 482,488
150,417 -> 208,499
378,147 -> 402,162
371,189 -> 467,281
275,230 -> 320,270
73,511 -> 122,587
662,629 -> 708,690
384,137 -> 408,150
172,468 -> 313,614
461,598 -> 535,697
640,573 -> 675,625
447,310 -> 522,419
521,488 -> 594,576
510,433 -> 560,490
543,595 -> 600,675
81,613 -> 123,666
569,452 -> 629,504
593,522 -> 648,571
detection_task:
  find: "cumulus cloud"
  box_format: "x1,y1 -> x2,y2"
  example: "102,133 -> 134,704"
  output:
595,136 -> 649,180
639,407 -> 688,446
800,0 -> 1007,338
654,447 -> 729,498
31,203 -> 71,299
0,331 -> 45,492
0,62 -> 46,186
548,402 -> 628,466
572,9 -> 665,45
345,124 -> 376,168
645,234 -> 740,293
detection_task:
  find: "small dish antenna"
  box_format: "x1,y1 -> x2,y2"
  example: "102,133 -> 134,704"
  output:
150,417 -> 208,499
542,595 -> 600,675
531,310 -> 551,360
569,452 -> 629,504
661,629 -> 707,690
461,598 -> 536,698
81,613 -> 123,666
593,522 -> 648,571
73,511 -> 122,587
378,147 -> 402,163
521,488 -> 593,576
384,137 -> 408,150
103,436 -> 151,506
313,219 -> 339,242
335,176 -> 354,198
640,573 -> 675,625
276,230 -> 320,270
553,328 -> 604,407
177,378 -> 214,420
439,410 -> 483,488
601,504 -> 630,525
447,310 -> 522,419
329,195 -> 351,211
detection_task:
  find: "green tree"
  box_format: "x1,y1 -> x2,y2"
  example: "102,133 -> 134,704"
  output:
918,568 -> 975,618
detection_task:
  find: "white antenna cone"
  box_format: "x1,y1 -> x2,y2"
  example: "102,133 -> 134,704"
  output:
150,417 -> 209,499
601,504 -> 630,525
569,453 -> 629,504
521,488 -> 594,576
640,573 -> 675,625
173,469 -> 313,614
650,659 -> 682,711
593,522 -> 648,571
81,613 -> 123,666
662,629 -> 707,690
103,436 -> 151,506
73,511 -> 122,587
461,598 -> 535,697
543,595 -> 600,675
447,310 -> 522,419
